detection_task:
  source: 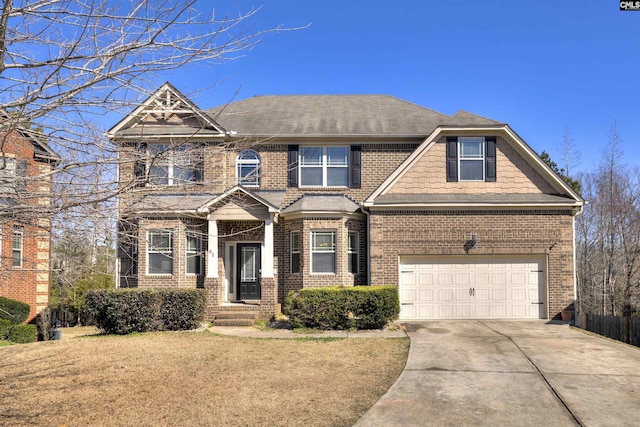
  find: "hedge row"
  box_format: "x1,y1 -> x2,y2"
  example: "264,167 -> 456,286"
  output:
0,319 -> 36,343
0,296 -> 30,324
85,289 -> 205,335
285,286 -> 400,330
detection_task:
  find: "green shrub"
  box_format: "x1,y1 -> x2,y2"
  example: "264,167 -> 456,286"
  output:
0,319 -> 37,343
159,290 -> 205,331
85,289 -> 205,335
0,296 -> 30,324
285,286 -> 400,330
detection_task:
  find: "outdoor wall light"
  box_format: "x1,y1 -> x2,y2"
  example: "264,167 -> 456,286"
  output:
464,233 -> 478,254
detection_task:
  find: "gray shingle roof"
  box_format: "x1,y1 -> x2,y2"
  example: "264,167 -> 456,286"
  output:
373,193 -> 579,206
208,95 -> 450,137
282,194 -> 360,215
441,110 -> 504,127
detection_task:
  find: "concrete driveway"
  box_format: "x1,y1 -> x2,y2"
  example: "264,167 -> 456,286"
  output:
355,320 -> 640,427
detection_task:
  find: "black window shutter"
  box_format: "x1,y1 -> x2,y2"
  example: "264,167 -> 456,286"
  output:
446,137 -> 458,182
134,142 -> 147,186
287,145 -> 298,187
350,145 -> 362,188
194,143 -> 205,182
16,160 -> 27,192
485,137 -> 496,182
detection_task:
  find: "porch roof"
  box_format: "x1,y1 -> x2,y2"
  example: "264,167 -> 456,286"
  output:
281,194 -> 361,216
370,193 -> 581,207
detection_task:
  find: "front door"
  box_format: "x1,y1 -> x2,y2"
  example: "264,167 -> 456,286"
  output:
237,243 -> 261,300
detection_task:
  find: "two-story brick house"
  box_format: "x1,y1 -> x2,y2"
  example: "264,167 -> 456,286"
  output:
0,111 -> 60,322
109,83 -> 583,321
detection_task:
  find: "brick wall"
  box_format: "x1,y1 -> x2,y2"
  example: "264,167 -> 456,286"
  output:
0,129 -> 54,323
369,209 -> 576,319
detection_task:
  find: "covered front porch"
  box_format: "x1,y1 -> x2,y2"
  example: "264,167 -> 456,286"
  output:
200,187 -> 284,318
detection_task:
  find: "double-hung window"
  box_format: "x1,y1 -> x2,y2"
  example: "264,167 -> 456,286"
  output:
300,147 -> 349,187
236,150 -> 261,187
12,227 -> 22,268
148,144 -> 200,185
290,231 -> 301,274
458,137 -> 485,181
186,233 -> 203,275
446,136 -> 496,182
147,229 -> 173,275
311,231 -> 336,273
348,231 -> 359,274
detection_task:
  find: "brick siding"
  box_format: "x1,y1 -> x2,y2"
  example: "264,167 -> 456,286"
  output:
0,129 -> 54,323
369,209 -> 576,319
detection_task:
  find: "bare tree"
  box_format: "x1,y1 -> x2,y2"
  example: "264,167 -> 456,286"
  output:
0,1 -> 291,313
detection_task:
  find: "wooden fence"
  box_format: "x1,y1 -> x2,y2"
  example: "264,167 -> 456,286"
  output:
577,313 -> 640,347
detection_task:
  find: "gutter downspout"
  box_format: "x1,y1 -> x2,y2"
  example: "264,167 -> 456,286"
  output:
362,205 -> 371,286
573,204 -> 585,326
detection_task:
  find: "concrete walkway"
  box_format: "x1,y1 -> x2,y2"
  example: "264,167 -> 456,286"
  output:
354,320 -> 640,427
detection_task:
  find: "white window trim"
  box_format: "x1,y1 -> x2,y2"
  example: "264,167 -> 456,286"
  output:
348,231 -> 359,274
147,143 -> 198,186
299,146 -> 349,188
310,230 -> 336,274
147,229 -> 173,276
186,233 -> 203,275
236,150 -> 261,187
290,231 -> 301,274
458,137 -> 485,182
12,227 -> 23,268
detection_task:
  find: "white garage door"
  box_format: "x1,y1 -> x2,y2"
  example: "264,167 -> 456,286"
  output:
399,256 -> 546,320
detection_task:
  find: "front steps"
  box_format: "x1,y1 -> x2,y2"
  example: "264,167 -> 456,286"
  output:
212,307 -> 259,327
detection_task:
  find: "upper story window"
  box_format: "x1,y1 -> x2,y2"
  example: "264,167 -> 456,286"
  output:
143,143 -> 202,186
236,150 -> 261,187
459,137 -> 485,181
299,146 -> 349,187
0,158 -> 27,193
446,137 -> 496,182
288,145 -> 361,189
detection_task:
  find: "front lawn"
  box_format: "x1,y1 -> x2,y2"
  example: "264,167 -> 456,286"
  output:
0,330 -> 408,426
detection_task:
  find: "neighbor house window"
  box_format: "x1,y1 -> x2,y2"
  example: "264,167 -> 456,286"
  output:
147,229 -> 173,274
348,231 -> 358,274
236,150 -> 261,187
12,227 -> 23,268
186,233 -> 203,275
446,136 -> 496,182
311,230 -> 336,273
300,147 -> 349,187
290,231 -> 301,274
148,143 -> 200,185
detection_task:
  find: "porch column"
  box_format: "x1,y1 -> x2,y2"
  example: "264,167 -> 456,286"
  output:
207,216 -> 218,278
262,215 -> 274,278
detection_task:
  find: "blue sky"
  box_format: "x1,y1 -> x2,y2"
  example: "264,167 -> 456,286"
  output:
157,1 -> 639,175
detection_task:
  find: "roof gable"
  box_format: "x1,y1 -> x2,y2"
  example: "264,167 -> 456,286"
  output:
107,82 -> 226,139
366,125 -> 584,208
0,109 -> 61,164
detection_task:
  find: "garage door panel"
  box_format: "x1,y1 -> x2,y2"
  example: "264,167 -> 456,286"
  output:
400,256 -> 546,320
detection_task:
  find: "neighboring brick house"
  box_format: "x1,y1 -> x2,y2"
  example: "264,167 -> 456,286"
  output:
0,111 -> 60,322
108,83 -> 584,321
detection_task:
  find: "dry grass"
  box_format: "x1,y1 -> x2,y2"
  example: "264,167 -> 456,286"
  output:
0,329 -> 408,427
